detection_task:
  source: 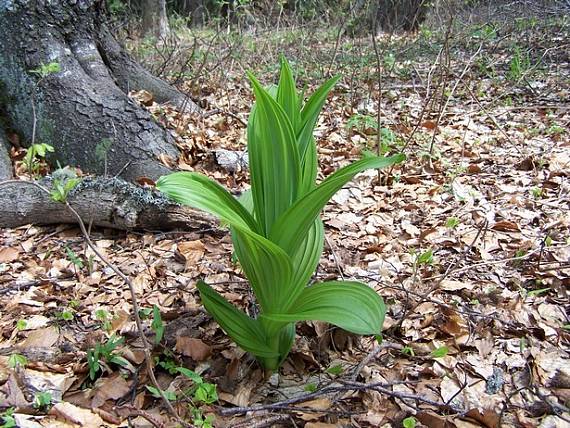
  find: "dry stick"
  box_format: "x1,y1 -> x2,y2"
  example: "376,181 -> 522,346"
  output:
428,15 -> 454,159
370,20 -> 385,185
220,378 -> 464,416
0,179 -> 191,428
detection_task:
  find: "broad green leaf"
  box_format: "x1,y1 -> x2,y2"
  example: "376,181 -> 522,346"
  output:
237,188 -> 254,216
196,281 -> 278,358
247,73 -> 301,236
284,218 -> 323,310
231,228 -> 293,313
156,172 -> 258,233
271,154 -> 405,256
260,281 -> 385,335
277,57 -> 299,129
299,137 -> 318,196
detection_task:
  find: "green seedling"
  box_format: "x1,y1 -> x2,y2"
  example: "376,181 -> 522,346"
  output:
95,309 -> 113,332
304,382 -> 318,392
191,407 -> 215,428
157,57 -> 404,370
50,167 -> 81,203
30,62 -> 61,78
23,143 -> 54,175
416,249 -> 434,266
151,305 -> 164,345
33,392 -> 52,410
87,334 -> 129,380
8,354 -> 27,368
326,364 -> 343,376
16,320 -> 27,331
177,367 -> 218,404
431,346 -> 449,358
507,47 -> 532,81
402,416 -> 417,428
65,246 -> 84,269
56,310 -> 74,321
401,346 -> 415,357
146,386 -> 177,401
0,408 -> 16,428
445,217 -> 460,229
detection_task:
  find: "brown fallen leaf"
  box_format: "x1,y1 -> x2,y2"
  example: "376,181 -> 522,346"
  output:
491,220 -> 520,232
49,402 -> 105,427
177,240 -> 206,269
91,373 -> 131,408
175,336 -> 212,361
0,246 -> 19,263
19,326 -> 60,349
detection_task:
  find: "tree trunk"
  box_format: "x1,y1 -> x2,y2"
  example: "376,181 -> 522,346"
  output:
0,0 -> 198,182
142,0 -> 170,39
0,178 -> 218,231
0,128 -> 12,180
376,0 -> 428,33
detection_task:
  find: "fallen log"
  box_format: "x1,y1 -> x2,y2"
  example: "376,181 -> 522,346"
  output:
0,176 -> 217,231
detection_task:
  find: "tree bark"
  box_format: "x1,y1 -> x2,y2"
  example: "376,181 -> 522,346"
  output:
0,177 -> 217,231
376,0 -> 428,33
0,128 -> 12,180
142,0 -> 170,38
0,0 -> 198,182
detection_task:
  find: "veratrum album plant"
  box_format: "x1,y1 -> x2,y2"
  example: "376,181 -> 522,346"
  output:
157,58 -> 404,370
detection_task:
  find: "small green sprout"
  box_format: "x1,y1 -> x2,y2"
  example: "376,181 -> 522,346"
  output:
431,346 -> 449,359
8,354 -> 28,368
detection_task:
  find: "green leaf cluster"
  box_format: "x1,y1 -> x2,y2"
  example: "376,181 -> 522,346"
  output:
157,57 -> 404,370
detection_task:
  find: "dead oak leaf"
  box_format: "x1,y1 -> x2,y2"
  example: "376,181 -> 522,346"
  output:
175,336 -> 212,361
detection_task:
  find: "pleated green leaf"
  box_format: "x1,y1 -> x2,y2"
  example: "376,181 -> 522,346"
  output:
285,218 -> 323,310
276,57 -> 299,129
271,154 -> 406,256
197,281 -> 278,358
260,281 -> 385,335
231,228 -> 293,314
156,172 -> 258,233
247,73 -> 301,236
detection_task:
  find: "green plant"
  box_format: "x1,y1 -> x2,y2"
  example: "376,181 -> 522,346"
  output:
95,309 -> 113,332
16,320 -> 27,331
177,368 -> 218,404
507,47 -> 531,81
87,334 -> 129,380
157,58 -> 404,370
8,354 -> 27,368
22,143 -> 54,175
191,407 -> 215,428
65,246 -> 84,269
0,408 -> 16,428
33,391 -> 52,410
402,416 -> 417,428
30,62 -> 61,79
431,346 -> 449,358
151,305 -> 164,345
50,167 -> 81,203
445,217 -> 460,229
157,60 -> 404,370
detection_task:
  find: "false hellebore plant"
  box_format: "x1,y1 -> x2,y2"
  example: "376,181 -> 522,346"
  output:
157,58 -> 404,370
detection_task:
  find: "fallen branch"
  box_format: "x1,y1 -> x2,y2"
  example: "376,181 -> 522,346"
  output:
0,176 -> 217,231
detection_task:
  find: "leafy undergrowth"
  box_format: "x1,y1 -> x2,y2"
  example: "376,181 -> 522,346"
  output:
1,9 -> 569,428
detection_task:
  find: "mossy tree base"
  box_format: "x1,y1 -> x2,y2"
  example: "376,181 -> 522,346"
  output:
0,0 -> 199,182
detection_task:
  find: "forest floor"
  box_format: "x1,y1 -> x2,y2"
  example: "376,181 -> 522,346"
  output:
1,8 -> 569,428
